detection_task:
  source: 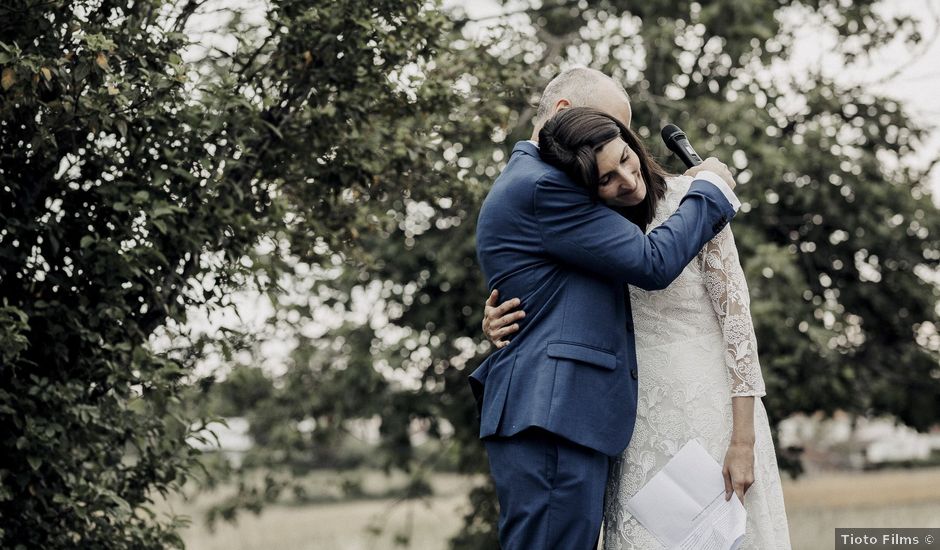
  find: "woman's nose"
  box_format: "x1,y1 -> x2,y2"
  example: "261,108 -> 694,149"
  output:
618,169 -> 637,191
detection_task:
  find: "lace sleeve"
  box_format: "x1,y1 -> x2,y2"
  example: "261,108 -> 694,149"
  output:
699,225 -> 766,397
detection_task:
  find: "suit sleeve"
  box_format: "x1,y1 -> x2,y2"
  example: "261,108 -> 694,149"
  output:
534,172 -> 737,290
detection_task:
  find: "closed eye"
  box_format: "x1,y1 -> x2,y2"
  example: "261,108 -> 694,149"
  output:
600,146 -> 630,186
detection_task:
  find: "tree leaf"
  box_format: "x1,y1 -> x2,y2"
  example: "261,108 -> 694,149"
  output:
1,68 -> 15,90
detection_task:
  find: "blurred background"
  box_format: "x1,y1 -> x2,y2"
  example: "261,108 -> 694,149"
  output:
2,0 -> 939,549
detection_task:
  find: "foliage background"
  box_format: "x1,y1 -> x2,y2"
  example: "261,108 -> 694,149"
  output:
1,0 -> 938,548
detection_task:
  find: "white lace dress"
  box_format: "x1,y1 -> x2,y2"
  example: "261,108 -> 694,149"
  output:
603,176 -> 792,549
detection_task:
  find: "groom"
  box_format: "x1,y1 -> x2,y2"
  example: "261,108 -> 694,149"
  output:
470,67 -> 741,549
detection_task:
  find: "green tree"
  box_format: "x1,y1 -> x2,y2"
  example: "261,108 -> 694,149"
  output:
5,0 -> 938,548
210,1 -> 940,548
0,0 -> 468,547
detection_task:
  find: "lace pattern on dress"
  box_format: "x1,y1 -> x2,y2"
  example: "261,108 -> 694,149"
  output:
602,176 -> 790,550
698,224 -> 766,397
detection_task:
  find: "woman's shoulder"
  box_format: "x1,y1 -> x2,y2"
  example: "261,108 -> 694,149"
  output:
659,175 -> 694,211
664,174 -> 693,195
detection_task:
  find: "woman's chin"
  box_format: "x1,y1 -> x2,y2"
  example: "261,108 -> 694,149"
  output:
615,197 -> 644,207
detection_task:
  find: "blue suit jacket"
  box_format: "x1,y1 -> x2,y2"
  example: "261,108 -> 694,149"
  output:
470,141 -> 736,456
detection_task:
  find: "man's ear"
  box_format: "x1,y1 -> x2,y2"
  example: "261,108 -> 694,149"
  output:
552,98 -> 571,115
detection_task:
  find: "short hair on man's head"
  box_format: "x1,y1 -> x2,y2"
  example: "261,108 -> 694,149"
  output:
534,67 -> 629,125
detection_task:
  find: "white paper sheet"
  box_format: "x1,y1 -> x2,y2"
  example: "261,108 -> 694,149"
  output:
624,440 -> 746,550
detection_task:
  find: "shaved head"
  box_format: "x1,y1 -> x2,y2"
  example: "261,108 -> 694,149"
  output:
533,67 -> 632,136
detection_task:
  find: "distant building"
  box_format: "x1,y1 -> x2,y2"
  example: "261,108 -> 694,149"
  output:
188,415 -> 457,465
779,411 -> 940,471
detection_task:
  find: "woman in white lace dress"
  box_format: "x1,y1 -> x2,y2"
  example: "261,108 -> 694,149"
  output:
482,108 -> 791,548
600,173 -> 792,549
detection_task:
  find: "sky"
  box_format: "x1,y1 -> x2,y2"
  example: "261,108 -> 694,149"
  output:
791,0 -> 940,201
456,0 -> 940,202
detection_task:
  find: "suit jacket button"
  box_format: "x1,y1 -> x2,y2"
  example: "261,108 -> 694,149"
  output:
630,368 -> 638,380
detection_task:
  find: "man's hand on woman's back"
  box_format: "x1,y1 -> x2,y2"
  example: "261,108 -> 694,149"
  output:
684,157 -> 737,190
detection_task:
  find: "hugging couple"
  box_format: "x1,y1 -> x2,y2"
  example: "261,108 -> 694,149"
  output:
469,67 -> 792,549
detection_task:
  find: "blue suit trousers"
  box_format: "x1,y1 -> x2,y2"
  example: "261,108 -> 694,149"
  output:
484,428 -> 610,550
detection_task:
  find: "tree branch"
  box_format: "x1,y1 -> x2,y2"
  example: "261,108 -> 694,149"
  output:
866,1 -> 940,86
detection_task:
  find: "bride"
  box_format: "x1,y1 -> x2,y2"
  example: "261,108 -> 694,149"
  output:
481,107 -> 791,548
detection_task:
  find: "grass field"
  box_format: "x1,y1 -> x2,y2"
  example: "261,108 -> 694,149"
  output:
170,467 -> 940,549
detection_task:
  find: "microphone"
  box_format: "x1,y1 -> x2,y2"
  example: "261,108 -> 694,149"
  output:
661,124 -> 703,168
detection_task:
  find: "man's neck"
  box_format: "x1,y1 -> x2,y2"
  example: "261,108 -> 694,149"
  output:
529,123 -> 541,143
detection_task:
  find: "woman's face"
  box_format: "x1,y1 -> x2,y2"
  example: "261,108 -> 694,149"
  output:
595,137 -> 646,207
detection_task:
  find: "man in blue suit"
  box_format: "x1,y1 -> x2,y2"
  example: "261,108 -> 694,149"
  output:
470,68 -> 741,549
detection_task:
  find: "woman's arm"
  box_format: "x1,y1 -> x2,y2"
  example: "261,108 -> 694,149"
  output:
725,396 -> 756,502
699,224 -> 766,502
699,225 -> 766,397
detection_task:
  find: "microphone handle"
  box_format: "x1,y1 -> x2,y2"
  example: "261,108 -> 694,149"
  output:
672,137 -> 704,168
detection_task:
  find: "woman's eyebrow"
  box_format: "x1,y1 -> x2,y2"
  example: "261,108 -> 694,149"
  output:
600,145 -> 630,181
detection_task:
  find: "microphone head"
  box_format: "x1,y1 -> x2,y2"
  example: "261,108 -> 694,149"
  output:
660,123 -> 703,167
660,124 -> 685,145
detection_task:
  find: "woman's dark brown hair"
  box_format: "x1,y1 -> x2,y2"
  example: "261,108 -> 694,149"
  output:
538,107 -> 669,230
